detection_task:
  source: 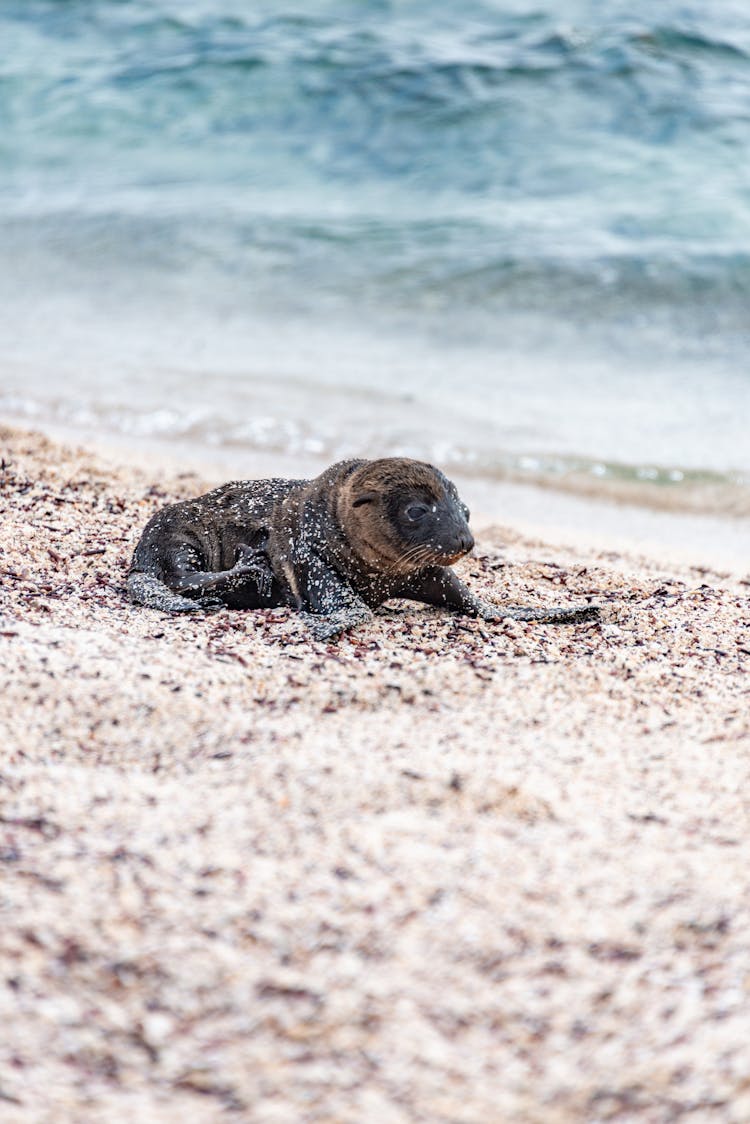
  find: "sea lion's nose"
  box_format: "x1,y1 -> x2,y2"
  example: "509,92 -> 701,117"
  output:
459,530 -> 474,554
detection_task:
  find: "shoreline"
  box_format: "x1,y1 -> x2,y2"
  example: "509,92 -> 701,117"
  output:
2,423 -> 750,1121
6,414 -> 750,578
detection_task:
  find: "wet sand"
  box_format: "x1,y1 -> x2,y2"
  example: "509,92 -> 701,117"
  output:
1,424 -> 750,1123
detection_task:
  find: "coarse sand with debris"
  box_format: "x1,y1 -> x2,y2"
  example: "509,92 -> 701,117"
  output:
1,425 -> 750,1122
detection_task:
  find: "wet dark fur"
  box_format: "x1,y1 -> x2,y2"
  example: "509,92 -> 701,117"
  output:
128,457 -> 599,639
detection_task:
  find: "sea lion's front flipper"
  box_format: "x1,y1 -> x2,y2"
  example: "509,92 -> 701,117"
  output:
299,605 -> 373,641
395,566 -> 487,615
498,604 -> 601,624
293,550 -> 373,640
397,567 -> 600,625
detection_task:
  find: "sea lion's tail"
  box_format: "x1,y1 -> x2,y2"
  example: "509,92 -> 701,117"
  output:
127,571 -> 203,614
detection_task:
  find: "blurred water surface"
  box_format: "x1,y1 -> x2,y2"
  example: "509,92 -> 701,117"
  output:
2,0 -> 750,509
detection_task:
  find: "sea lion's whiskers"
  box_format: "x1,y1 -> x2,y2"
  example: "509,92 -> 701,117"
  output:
395,544 -> 426,570
411,545 -> 436,569
389,542 -> 432,574
387,544 -> 421,574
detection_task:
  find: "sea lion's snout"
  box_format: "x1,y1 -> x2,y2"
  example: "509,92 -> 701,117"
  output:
436,521 -> 474,564
455,528 -> 474,556
435,490 -> 474,560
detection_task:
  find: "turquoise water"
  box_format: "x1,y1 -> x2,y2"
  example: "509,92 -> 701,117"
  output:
1,1 -> 749,508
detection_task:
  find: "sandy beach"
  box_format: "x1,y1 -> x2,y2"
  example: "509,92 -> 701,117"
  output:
1,423 -> 750,1122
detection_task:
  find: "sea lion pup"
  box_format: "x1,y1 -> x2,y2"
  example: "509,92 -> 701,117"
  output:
128,458 -> 599,640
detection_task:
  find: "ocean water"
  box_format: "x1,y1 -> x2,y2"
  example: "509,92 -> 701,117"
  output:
2,0 -> 750,514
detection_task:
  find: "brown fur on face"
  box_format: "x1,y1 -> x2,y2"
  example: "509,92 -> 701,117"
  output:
335,458 -> 473,575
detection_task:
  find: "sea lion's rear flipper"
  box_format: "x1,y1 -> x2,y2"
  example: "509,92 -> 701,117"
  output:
234,542 -> 273,598
127,572 -> 213,614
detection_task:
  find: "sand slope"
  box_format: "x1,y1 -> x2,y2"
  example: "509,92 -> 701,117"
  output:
1,426 -> 749,1122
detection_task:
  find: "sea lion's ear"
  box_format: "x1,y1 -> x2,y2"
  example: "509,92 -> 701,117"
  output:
351,491 -> 379,508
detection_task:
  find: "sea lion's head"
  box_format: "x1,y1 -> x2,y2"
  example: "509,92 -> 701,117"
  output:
340,458 -> 474,573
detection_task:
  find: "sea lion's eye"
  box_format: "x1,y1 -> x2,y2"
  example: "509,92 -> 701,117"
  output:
405,502 -> 431,522
462,504 -> 470,521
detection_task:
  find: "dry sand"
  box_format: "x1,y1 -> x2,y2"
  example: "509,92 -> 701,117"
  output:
1,424 -> 749,1123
